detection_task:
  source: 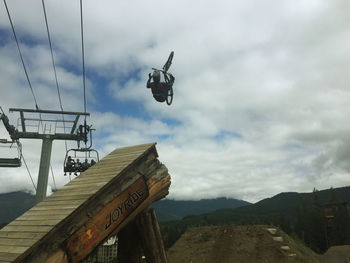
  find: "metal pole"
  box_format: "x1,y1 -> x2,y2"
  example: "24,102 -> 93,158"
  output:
35,136 -> 53,203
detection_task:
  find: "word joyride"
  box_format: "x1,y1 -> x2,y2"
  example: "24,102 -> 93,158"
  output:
105,189 -> 146,230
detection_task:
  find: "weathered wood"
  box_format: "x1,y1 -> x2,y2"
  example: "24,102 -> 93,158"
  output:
23,209 -> 73,216
0,238 -> 37,247
43,194 -> 91,201
9,220 -> 60,226
66,176 -> 148,262
0,246 -> 28,254
17,214 -> 67,221
0,253 -> 20,261
44,250 -> 67,263
38,200 -> 85,207
136,209 -> 168,263
117,220 -> 142,263
0,143 -> 170,263
0,226 -> 52,232
0,232 -> 45,239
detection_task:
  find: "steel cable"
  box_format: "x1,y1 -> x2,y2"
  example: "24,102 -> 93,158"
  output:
41,0 -> 68,153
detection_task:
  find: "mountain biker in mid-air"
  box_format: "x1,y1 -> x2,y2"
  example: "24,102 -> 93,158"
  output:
146,51 -> 175,105
147,70 -> 175,103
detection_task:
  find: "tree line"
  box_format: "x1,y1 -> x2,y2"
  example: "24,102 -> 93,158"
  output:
159,187 -> 350,252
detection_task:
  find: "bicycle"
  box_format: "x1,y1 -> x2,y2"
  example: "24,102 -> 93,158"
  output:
150,51 -> 175,105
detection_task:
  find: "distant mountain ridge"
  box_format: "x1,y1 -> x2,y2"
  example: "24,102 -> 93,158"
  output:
164,186 -> 350,227
0,186 -> 349,226
152,197 -> 251,222
159,186 -> 350,249
0,191 -> 35,225
0,191 -> 250,225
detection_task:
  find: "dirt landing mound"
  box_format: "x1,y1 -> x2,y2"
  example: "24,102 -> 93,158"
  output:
323,245 -> 350,263
167,225 -> 321,263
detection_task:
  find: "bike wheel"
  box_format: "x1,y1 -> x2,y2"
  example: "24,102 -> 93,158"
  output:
163,51 -> 174,72
166,86 -> 173,105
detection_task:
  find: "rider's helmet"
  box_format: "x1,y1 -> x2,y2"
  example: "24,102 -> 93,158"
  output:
153,70 -> 161,84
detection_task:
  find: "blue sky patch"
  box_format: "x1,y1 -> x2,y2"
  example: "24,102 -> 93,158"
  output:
215,130 -> 242,141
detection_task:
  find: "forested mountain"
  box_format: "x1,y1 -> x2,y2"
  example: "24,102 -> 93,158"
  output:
0,191 -> 250,225
160,186 -> 350,252
1,186 -> 349,254
152,197 -> 251,222
0,191 -> 35,226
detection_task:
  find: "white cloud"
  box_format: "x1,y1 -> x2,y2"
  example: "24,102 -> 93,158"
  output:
0,0 -> 350,203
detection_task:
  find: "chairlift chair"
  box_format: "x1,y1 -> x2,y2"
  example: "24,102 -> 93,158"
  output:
0,139 -> 22,168
63,148 -> 99,175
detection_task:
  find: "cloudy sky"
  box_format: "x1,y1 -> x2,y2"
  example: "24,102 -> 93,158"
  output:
0,0 -> 349,203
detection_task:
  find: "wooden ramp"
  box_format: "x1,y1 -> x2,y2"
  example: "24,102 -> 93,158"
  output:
0,143 -> 171,263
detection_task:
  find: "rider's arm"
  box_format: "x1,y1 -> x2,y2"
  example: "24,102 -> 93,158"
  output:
147,73 -> 152,88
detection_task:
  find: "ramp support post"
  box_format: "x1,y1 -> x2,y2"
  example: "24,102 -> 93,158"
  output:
117,208 -> 168,263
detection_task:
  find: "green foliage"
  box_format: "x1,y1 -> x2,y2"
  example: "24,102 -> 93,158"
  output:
160,186 -> 350,252
153,197 -> 251,222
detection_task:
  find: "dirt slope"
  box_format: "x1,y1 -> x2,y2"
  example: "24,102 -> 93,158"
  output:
167,225 -> 322,263
323,245 -> 350,263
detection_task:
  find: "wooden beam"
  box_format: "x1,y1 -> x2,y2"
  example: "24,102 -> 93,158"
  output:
0,143 -> 170,263
136,209 -> 168,263
117,220 -> 142,263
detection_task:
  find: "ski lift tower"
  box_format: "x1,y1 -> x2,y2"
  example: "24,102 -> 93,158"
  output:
8,108 -> 90,203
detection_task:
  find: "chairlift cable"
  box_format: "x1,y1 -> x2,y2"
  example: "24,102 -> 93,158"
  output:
79,0 -> 88,149
4,1 -> 58,189
41,0 -> 68,153
3,1 -> 39,188
3,0 -> 39,110
80,0 -> 87,121
21,153 -> 37,192
4,0 -> 45,130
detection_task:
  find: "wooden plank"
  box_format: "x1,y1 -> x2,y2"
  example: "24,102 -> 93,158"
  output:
65,174 -> 113,181
85,159 -> 133,167
36,201 -> 84,209
104,151 -> 146,159
73,170 -> 125,178
110,144 -> 152,152
24,209 -> 73,216
66,176 -> 149,263
63,176 -> 115,185
0,232 -> 45,239
44,193 -> 91,201
1,225 -> 53,232
9,219 -> 60,226
59,182 -> 106,191
45,190 -> 99,198
0,245 -> 28,254
60,182 -> 110,190
108,144 -> 154,154
38,200 -> 85,207
0,238 -> 39,247
0,252 -> 20,261
61,175 -> 119,184
18,214 -> 67,221
29,204 -> 80,211
1,143 -> 162,263
77,165 -> 125,173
